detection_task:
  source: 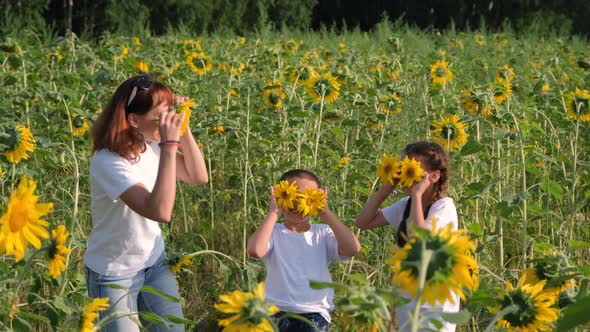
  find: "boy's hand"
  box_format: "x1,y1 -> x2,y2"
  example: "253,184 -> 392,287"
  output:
269,186 -> 282,217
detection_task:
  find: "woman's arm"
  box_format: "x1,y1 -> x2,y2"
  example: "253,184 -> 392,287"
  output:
354,183 -> 395,229
176,129 -> 208,185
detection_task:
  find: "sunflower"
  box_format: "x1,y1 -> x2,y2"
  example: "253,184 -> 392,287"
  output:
170,255 -> 192,274
380,92 -> 402,115
521,254 -> 577,296
3,124 -> 36,164
47,225 -> 71,279
263,80 -> 286,109
336,156 -> 350,169
474,34 -> 486,46
0,176 -> 53,261
0,164 -> 3,177
186,52 -> 212,75
132,36 -> 141,47
289,64 -> 318,85
183,39 -> 202,56
493,276 -> 559,331
178,100 -> 197,136
306,72 -> 341,104
338,42 -> 346,53
70,114 -> 90,137
431,115 -> 469,152
398,156 -> 425,188
283,39 -> 299,54
493,81 -> 512,104
386,218 -> 478,306
296,188 -> 326,217
214,282 -> 280,332
376,153 -> 401,185
565,88 -> 590,122
273,180 -> 299,210
80,297 -> 110,332
460,89 -> 492,117
540,84 -> 551,94
496,64 -> 515,83
429,60 -> 453,85
134,60 -> 149,73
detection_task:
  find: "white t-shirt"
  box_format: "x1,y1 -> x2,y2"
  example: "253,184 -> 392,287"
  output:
263,223 -> 347,323
85,142 -> 165,276
382,196 -> 459,332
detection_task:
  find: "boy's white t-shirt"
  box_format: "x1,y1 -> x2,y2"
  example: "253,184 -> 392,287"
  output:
263,223 -> 347,323
382,196 -> 460,332
85,142 -> 165,276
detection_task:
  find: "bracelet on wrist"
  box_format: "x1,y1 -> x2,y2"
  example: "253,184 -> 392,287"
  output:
158,140 -> 181,147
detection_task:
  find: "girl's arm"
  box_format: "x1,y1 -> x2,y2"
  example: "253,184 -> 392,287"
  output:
176,130 -> 208,185
320,207 -> 361,257
120,111 -> 184,223
247,187 -> 281,258
354,183 -> 395,229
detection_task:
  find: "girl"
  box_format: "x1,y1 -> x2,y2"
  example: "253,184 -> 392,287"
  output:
355,141 -> 458,332
85,73 -> 208,331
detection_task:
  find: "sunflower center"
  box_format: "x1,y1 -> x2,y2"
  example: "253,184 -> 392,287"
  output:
280,191 -> 290,200
47,239 -> 58,259
240,297 -> 268,326
405,168 -> 415,178
501,289 -> 537,327
8,204 -> 30,232
435,67 -> 447,77
299,67 -> 311,81
315,79 -> 333,96
402,236 -> 456,281
442,125 -> 458,139
269,91 -> 282,105
574,97 -> 589,113
73,117 -> 85,128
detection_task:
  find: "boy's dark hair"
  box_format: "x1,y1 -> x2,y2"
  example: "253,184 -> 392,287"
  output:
279,169 -> 321,187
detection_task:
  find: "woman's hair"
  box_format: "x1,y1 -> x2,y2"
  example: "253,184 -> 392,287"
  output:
403,141 -> 449,201
92,75 -> 173,161
396,141 -> 449,247
279,169 -> 321,187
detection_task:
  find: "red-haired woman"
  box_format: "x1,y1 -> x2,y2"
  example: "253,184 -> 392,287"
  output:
84,73 -> 208,331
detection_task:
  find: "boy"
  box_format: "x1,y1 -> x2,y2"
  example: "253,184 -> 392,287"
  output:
247,169 -> 361,332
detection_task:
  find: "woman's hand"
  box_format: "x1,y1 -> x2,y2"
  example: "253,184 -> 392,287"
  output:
173,95 -> 189,105
159,110 -> 186,142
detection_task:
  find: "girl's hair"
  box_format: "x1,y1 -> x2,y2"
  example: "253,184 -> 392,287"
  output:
403,141 -> 449,201
396,141 -> 449,247
92,75 -> 173,161
279,169 -> 322,187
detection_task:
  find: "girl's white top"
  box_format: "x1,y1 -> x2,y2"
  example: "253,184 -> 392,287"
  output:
382,196 -> 460,332
85,142 -> 165,276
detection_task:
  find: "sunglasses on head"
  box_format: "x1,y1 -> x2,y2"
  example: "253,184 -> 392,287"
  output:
126,73 -> 154,109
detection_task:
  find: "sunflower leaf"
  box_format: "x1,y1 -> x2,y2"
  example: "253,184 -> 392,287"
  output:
441,309 -> 471,324
556,294 -> 590,331
140,285 -> 180,303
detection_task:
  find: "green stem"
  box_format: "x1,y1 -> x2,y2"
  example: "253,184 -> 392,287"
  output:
410,242 -> 433,332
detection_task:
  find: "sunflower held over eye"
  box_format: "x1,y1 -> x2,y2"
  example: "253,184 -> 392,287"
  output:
492,276 -> 559,332
215,282 -> 280,332
306,72 -> 341,104
178,100 -> 197,136
380,92 -> 403,115
186,52 -> 212,75
47,225 -> 71,278
80,297 -> 110,332
376,153 -> 401,185
70,114 -> 90,137
3,124 -> 36,164
296,188 -> 326,217
493,81 -> 512,104
430,60 -> 453,85
496,64 -> 515,83
565,88 -> 590,122
273,180 -> 299,211
263,80 -> 286,109
398,156 -> 425,188
431,115 -> 469,152
386,218 -> 478,306
0,176 -> 53,261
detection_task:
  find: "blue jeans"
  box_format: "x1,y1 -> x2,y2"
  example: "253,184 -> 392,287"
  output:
85,252 -> 184,332
275,311 -> 330,332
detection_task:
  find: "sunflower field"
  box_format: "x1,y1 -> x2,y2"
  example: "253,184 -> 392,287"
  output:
1,20 -> 590,331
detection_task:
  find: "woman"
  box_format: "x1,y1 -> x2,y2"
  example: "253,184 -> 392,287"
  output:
85,73 -> 208,331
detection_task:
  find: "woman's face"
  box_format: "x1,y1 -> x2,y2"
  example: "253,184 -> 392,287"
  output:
134,101 -> 173,142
